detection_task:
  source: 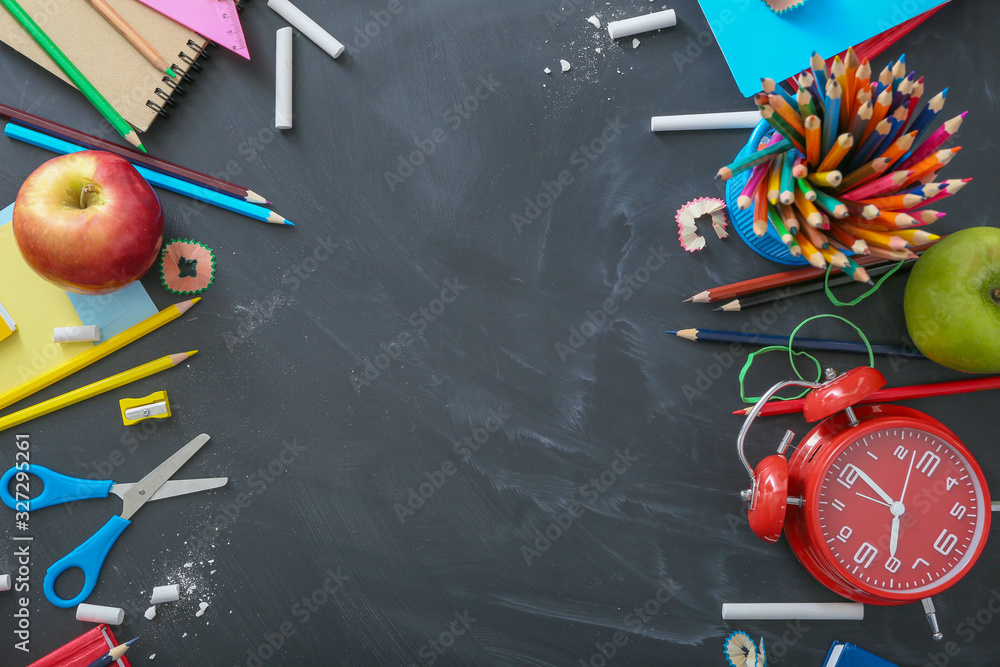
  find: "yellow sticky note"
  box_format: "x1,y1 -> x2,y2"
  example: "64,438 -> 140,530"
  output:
0,205 -> 92,394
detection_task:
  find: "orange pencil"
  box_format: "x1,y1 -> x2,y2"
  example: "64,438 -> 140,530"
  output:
804,115 -> 822,169
876,130 -> 917,167
827,223 -> 869,254
817,133 -> 853,172
873,210 -> 918,229
900,148 -> 960,187
793,188 -> 823,228
860,193 -> 924,210
753,177 -> 770,237
768,94 -> 807,137
793,230 -> 826,269
819,245 -> 851,269
838,157 -> 891,191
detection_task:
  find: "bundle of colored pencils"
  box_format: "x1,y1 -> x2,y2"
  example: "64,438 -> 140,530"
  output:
717,49 -> 969,282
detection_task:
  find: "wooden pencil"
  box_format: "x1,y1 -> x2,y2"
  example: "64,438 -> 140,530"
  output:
767,155 -> 783,205
817,133 -> 853,172
841,169 -> 914,200
848,100 -> 874,144
737,162 -> 770,209
793,187 -> 823,227
904,178 -> 970,210
804,114 -> 822,169
822,78 -> 842,154
769,94 -> 807,137
899,148 -> 960,187
900,112 -> 966,168
837,157 -> 891,191
85,0 -> 174,76
779,150 -> 795,205
807,170 -> 843,189
908,88 -> 948,140
860,192 -> 924,210
668,328 -> 919,358
715,136 -> 792,180
0,103 -> 270,204
0,0 -> 144,150
752,175 -> 769,237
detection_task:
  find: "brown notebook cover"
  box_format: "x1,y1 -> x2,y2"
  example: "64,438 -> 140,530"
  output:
0,0 -> 209,132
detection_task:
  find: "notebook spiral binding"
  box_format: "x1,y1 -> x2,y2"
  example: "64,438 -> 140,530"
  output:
145,1 -> 248,119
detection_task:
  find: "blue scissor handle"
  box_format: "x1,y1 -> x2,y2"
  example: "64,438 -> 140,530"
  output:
0,465 -> 114,511
44,515 -> 131,607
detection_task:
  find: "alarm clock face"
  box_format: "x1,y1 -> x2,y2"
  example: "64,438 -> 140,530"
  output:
815,425 -> 990,600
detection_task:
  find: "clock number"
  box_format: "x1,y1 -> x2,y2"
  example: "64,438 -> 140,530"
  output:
916,451 -> 941,477
837,464 -> 860,489
950,502 -> 967,521
837,526 -> 853,543
893,445 -> 909,461
912,557 -> 930,570
831,499 -> 846,512
946,477 -> 959,490
853,542 -> 878,569
884,556 -> 902,573
933,529 -> 958,556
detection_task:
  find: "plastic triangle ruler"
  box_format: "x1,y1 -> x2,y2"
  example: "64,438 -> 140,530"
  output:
135,0 -> 250,59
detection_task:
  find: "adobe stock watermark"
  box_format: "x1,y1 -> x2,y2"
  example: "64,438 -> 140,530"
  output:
522,448 -> 638,566
555,246 -> 669,362
680,290 -> 797,404
407,610 -> 477,666
384,75 -> 502,192
542,0 -> 590,29
350,277 -> 468,392
351,0 -> 406,50
393,407 -> 510,523
577,579 -> 683,667
923,588 -> 1000,667
236,567 -> 350,667
512,117 -> 627,234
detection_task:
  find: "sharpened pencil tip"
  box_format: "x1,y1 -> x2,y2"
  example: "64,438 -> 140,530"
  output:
682,297 -> 693,303
284,220 -> 295,226
665,330 -> 678,335
166,67 -> 177,78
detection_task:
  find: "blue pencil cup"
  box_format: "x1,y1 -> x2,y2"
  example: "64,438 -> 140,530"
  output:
724,120 -> 808,266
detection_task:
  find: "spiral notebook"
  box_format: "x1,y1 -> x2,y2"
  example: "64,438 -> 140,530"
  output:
0,0 -> 217,132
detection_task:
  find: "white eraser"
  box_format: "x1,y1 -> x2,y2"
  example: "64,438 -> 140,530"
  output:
145,605 -> 157,620
76,603 -> 125,625
0,574 -> 10,591
150,584 -> 180,604
722,602 -> 864,621
267,0 -> 345,59
651,110 -> 762,132
53,325 -> 100,343
275,27 -> 294,130
607,9 -> 676,39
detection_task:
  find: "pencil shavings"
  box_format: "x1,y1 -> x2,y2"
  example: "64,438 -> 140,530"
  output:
724,631 -> 766,667
160,239 -> 216,296
676,197 -> 729,252
763,0 -> 809,12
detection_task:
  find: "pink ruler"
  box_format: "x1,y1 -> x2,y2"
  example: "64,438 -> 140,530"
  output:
135,0 -> 250,59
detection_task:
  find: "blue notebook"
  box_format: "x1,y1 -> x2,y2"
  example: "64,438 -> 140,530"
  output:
823,641 -> 898,666
696,0 -> 950,97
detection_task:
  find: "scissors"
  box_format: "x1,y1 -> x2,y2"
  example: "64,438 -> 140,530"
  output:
0,433 -> 226,607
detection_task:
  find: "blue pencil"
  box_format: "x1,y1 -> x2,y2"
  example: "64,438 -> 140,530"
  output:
4,123 -> 292,226
821,78 -> 842,156
667,328 -> 924,359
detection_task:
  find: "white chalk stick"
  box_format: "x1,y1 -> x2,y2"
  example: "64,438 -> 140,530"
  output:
275,27 -> 294,130
722,602 -> 864,621
607,9 -> 676,39
53,325 -> 100,343
77,603 -> 125,625
267,0 -> 345,59
651,110 -> 762,132
150,584 -> 180,604
0,574 -> 10,591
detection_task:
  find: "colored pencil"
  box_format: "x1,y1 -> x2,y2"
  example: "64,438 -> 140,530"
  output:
0,353 -> 196,432
807,170 -> 842,189
804,114 -> 822,169
84,637 -> 138,667
762,77 -> 797,109
841,169 -> 914,200
821,78 -> 842,154
817,133 -> 853,172
793,230 -> 826,269
733,375 -> 1000,416
4,123 -> 292,225
904,178 -> 970,210
667,328 -> 922,358
0,299 -> 198,411
0,103 -> 270,204
900,112 -> 966,168
899,148 -> 960,187
752,176 -> 769,237
716,137 -> 793,180
0,0 -> 144,151
737,163 -> 770,209
682,241 -> 938,303
85,0 -> 174,76
861,192 -> 924,210
908,88 -> 948,141
779,150 -> 795,204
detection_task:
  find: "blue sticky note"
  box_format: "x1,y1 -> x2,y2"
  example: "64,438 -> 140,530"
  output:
1,203 -> 158,342
696,0 -> 950,97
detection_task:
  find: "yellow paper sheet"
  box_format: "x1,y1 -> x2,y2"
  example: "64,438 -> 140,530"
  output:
0,204 -> 91,393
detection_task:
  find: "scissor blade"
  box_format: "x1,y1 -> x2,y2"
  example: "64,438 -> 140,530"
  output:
110,477 -> 228,502
120,434 -> 210,519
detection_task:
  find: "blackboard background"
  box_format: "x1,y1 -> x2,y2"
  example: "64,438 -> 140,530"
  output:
1,0 -> 999,664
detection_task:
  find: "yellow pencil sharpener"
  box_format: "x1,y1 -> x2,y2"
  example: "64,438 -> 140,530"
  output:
120,391 -> 171,425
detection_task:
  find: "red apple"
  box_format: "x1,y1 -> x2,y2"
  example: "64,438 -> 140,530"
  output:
13,150 -> 164,294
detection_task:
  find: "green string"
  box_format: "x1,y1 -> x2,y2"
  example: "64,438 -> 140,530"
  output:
824,261 -> 907,307
738,314 -> 876,404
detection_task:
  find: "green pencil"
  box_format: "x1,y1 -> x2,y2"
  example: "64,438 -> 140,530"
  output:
0,0 -> 145,152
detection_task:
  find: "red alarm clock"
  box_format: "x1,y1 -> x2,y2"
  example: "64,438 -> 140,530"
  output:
738,367 -> 993,639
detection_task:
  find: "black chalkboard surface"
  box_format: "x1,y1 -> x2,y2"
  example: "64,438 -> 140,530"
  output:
1,1 -> 998,665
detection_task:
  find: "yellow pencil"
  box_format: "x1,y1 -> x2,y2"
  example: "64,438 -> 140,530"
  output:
0,352 -> 196,432
0,298 -> 199,411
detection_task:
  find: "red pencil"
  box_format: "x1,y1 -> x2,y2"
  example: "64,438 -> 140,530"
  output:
733,375 -> 1000,416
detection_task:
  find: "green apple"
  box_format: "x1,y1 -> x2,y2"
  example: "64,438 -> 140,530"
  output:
904,227 -> 1000,373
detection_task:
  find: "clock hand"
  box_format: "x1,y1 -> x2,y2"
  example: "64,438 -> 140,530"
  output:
856,492 -> 890,507
898,451 -> 916,504
890,515 -> 900,556
852,467 -> 895,506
